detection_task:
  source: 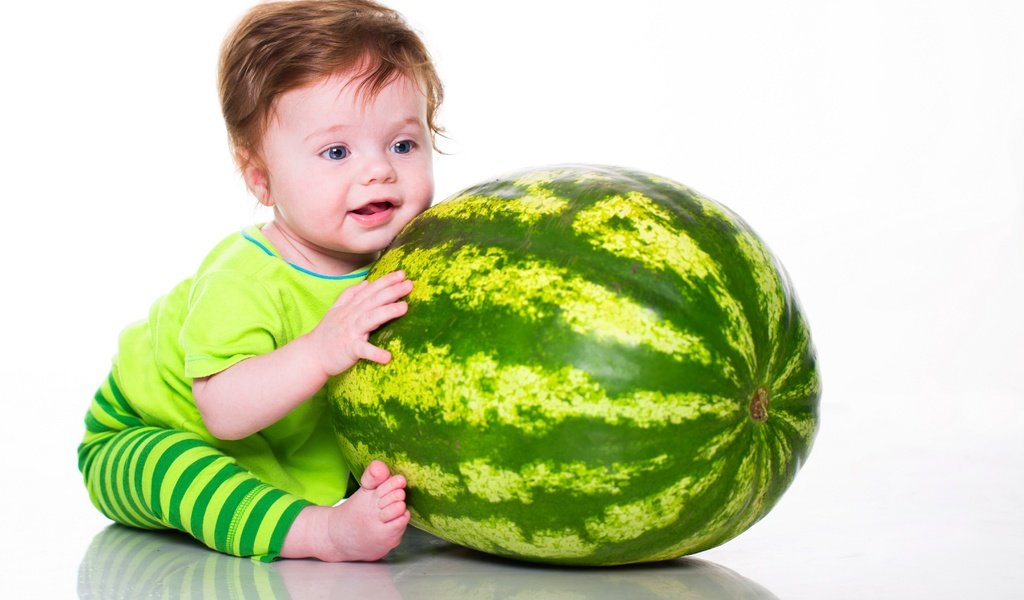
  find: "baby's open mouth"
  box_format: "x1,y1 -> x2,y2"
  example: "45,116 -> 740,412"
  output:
351,201 -> 395,216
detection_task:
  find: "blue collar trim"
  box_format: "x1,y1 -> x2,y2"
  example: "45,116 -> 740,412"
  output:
241,229 -> 370,281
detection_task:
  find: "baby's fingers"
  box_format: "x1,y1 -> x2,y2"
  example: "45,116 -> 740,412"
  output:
358,301 -> 409,334
358,340 -> 393,364
334,271 -> 411,309
360,271 -> 408,297
373,277 -> 414,308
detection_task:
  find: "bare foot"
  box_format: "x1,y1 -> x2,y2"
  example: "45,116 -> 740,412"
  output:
281,460 -> 410,561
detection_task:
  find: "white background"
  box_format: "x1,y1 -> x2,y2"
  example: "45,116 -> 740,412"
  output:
2,1 -> 1022,598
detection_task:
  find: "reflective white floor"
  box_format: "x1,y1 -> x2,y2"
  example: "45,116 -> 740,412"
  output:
77,526 -> 777,600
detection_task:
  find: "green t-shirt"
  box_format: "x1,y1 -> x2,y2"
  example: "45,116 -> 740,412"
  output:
112,225 -> 368,505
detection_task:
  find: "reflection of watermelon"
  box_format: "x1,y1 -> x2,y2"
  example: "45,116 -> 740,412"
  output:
390,530 -> 781,599
329,165 -> 820,566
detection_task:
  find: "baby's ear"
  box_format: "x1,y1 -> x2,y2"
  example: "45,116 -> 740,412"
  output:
237,149 -> 272,206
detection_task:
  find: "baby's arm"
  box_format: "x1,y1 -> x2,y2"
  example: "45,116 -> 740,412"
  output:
193,271 -> 412,440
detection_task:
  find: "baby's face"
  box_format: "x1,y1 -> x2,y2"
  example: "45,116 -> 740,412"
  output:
255,71 -> 434,269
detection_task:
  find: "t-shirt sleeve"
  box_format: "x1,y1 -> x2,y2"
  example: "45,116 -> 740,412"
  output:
180,271 -> 281,379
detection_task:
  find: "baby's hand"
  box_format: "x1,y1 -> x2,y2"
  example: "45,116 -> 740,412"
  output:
308,271 -> 413,377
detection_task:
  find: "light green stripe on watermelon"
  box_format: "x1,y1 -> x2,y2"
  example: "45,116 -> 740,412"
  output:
644,451 -> 761,561
458,455 -> 670,503
424,171 -> 570,224
416,461 -> 729,562
569,169 -> 625,186
770,317 -> 814,390
586,472 -> 701,545
767,423 -> 794,467
571,192 -> 754,381
343,340 -> 739,433
772,369 -> 820,405
339,438 -> 462,499
733,229 -> 786,353
645,174 -> 736,221
375,242 -> 713,365
422,514 -> 599,560
771,410 -> 817,442
695,421 -> 747,461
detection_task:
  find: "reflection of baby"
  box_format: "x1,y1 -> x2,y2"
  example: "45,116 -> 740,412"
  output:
77,0 -> 444,561
79,526 -> 402,599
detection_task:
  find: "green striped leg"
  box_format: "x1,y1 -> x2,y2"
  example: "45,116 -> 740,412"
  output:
81,426 -> 309,561
79,377 -> 309,561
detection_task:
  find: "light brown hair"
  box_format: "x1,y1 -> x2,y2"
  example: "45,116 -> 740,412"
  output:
219,0 -> 443,170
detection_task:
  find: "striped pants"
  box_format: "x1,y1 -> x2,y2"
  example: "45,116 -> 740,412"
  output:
78,373 -> 311,561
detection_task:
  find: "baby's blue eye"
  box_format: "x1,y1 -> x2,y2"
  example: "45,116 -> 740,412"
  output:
322,146 -> 349,160
392,140 -> 415,154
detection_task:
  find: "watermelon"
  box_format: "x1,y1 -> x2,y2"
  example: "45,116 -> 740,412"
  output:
328,164 -> 819,566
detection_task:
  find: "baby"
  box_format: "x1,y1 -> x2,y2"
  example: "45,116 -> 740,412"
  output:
78,0 -> 443,562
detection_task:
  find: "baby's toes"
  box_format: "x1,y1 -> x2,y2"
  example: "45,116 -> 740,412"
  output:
379,502 -> 409,523
377,487 -> 405,509
374,474 -> 407,497
359,461 -> 392,490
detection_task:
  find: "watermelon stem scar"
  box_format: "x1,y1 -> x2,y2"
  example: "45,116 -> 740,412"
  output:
750,387 -> 770,422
